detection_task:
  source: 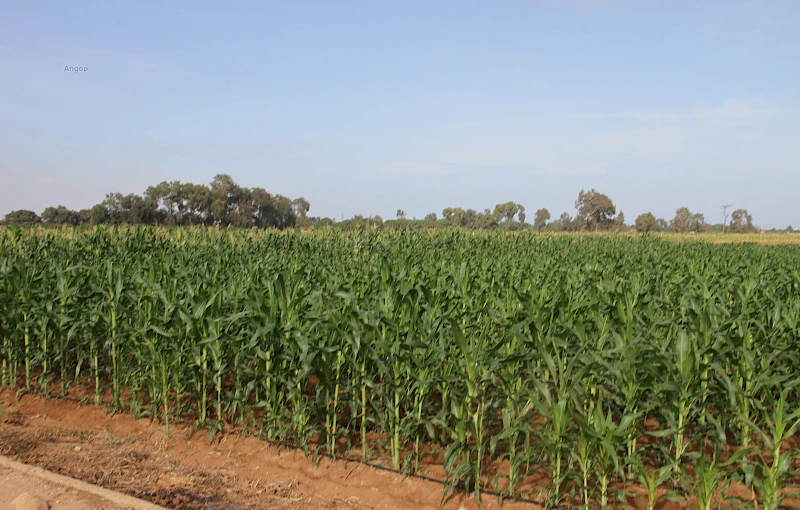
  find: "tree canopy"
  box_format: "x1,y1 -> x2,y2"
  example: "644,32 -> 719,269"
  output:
574,189 -> 617,231
2,179 -> 769,234
635,212 -> 660,233
670,207 -> 707,233
2,175 -> 305,229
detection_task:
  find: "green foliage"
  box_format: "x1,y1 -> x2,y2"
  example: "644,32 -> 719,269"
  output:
575,189 -> 616,231
1,227 -> 799,507
8,175 -> 304,229
730,208 -> 755,233
671,207 -> 707,233
1,209 -> 41,227
635,212 -> 661,233
533,208 -> 551,231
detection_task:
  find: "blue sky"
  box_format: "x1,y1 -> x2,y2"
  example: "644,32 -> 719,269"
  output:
1,0 -> 799,227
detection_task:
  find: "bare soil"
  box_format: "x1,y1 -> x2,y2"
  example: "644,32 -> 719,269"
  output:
4,390 -> 799,509
0,466 -> 120,510
0,390 -> 539,510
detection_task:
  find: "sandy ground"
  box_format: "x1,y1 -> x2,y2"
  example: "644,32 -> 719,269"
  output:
0,467 -> 110,510
0,390 -> 538,510
5,389 -> 794,509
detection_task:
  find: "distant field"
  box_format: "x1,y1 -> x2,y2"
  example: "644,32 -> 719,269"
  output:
658,232 -> 800,245
529,230 -> 800,245
3,224 -> 800,245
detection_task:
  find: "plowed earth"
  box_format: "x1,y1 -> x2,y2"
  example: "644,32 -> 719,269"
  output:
0,390 -> 537,510
4,390 -> 800,509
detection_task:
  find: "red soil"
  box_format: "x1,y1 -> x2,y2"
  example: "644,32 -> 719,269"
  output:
0,390 -> 538,510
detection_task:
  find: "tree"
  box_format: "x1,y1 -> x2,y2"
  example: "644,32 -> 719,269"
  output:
76,209 -> 92,225
396,209 -> 406,219
464,209 -> 479,229
474,209 -> 499,230
292,198 -> 311,228
209,174 -> 246,226
41,205 -> 79,225
184,183 -> 212,226
548,212 -> 577,232
272,195 -> 296,229
690,213 -> 706,232
533,208 -> 550,231
1,210 -> 41,227
101,192 -> 157,225
442,207 -> 466,227
493,202 -> 525,225
310,217 -> 334,228
424,212 -> 437,222
574,189 -> 616,231
89,204 -> 108,225
671,207 -> 692,233
635,212 -> 660,233
614,211 -> 627,232
729,208 -> 754,233
5,174 -> 306,230
670,208 -> 707,233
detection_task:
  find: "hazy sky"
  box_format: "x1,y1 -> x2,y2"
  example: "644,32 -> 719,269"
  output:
2,0 -> 799,227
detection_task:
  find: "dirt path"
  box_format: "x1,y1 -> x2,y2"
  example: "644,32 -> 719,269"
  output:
1,468 -> 111,509
0,391 -> 538,510
0,455 -> 167,510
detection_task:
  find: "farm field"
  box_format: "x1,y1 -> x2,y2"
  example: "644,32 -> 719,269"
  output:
2,227 -> 800,509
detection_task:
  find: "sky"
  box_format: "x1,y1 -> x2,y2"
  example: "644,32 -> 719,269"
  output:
1,0 -> 799,228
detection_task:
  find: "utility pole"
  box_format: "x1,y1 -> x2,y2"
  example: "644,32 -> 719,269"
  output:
721,204 -> 733,233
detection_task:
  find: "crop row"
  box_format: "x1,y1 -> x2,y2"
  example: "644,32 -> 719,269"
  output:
1,227 -> 800,508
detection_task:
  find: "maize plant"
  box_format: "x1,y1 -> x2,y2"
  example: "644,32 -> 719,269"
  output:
1,226 -> 800,508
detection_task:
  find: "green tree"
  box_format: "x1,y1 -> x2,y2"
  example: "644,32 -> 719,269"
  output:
76,209 -> 93,225
41,205 -> 79,225
6,174 -> 305,229
729,208 -> 754,233
272,195 -> 296,229
310,217 -> 334,228
533,208 -> 551,231
548,212 -> 577,232
475,209 -> 499,230
424,212 -> 437,222
396,209 -> 406,219
575,189 -> 616,231
442,207 -> 466,227
185,183 -> 213,226
670,207 -> 692,233
614,211 -> 627,231
493,202 -> 526,225
209,174 -> 246,226
292,198 -> 311,228
1,209 -> 41,227
101,192 -> 157,225
688,212 -> 706,232
464,209 -> 479,229
89,204 -> 108,225
635,212 -> 660,233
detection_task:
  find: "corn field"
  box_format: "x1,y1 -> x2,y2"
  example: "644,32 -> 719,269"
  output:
2,226 -> 800,509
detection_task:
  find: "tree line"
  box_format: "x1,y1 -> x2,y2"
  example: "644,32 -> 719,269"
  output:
326,189 -> 762,234
0,175 -> 771,233
2,174 -> 310,229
